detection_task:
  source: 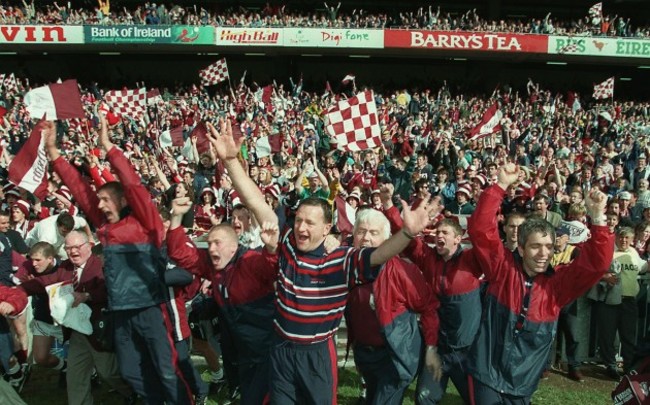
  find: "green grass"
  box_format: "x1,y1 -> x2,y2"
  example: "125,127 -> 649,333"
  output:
20,364 -> 616,404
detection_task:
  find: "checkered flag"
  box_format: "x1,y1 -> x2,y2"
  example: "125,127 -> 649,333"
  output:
1,73 -> 18,93
104,88 -> 147,118
593,77 -> 614,100
589,2 -> 602,16
199,59 -> 229,86
324,90 -> 381,152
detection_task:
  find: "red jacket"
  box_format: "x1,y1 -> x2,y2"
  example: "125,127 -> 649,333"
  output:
53,148 -> 167,310
347,256 -> 438,382
466,184 -> 614,396
166,227 -> 277,365
384,205 -> 483,351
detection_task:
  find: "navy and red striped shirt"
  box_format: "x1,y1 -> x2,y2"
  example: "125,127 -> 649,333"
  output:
275,229 -> 377,344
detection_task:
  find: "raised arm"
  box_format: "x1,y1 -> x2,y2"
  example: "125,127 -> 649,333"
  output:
167,197 -> 211,279
294,164 -> 309,195
370,196 -> 442,266
99,116 -> 163,239
552,189 -> 614,307
44,121 -> 104,227
206,120 -> 278,228
467,163 -> 519,280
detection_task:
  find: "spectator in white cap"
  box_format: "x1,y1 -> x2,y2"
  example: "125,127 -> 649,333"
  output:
617,191 -> 633,225
471,174 -> 488,199
346,189 -> 362,211
194,187 -> 220,233
11,199 -> 33,240
52,186 -> 77,216
264,184 -> 282,210
446,184 -> 475,215
370,189 -> 382,210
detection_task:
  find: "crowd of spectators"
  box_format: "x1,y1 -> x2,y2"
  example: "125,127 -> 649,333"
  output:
0,66 -> 650,402
0,0 -> 649,37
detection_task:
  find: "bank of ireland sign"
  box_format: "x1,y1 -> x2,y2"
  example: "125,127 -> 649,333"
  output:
84,25 -> 213,44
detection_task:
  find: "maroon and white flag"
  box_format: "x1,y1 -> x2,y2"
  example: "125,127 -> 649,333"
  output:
342,74 -> 356,85
190,122 -> 211,154
589,2 -> 602,16
104,88 -> 147,118
593,77 -> 614,100
199,59 -> 229,86
8,119 -> 49,200
24,80 -> 85,120
324,90 -> 381,152
146,89 -> 163,105
334,195 -> 356,236
1,73 -> 18,93
256,134 -> 283,158
468,103 -> 503,141
159,125 -> 184,148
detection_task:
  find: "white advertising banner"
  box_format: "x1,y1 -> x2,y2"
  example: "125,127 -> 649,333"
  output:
284,28 -> 383,48
215,27 -> 282,46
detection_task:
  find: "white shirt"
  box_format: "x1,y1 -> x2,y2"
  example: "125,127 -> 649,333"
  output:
25,215 -> 88,259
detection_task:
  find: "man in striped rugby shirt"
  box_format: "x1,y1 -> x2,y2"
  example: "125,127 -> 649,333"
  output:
206,120 -> 439,404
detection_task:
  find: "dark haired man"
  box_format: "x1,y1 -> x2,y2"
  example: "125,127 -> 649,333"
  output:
206,119 -> 437,404
383,187 -> 482,404
44,118 -> 193,404
467,163 -> 614,404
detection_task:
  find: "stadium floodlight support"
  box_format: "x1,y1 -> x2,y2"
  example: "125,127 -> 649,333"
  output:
301,54 -> 322,57
0,52 -> 17,55
245,53 -> 266,56
547,61 -> 567,65
349,55 -> 371,58
206,53 -> 220,56
620,77 -> 632,81
99,52 -> 121,56
453,58 -> 467,61
639,66 -> 650,69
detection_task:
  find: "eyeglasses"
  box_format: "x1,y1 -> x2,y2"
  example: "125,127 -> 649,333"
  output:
64,242 -> 88,252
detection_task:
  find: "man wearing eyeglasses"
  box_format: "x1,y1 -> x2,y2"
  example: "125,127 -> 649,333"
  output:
19,231 -> 134,405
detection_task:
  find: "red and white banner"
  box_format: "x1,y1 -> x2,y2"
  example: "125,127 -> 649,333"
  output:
146,89 -> 163,105
589,2 -> 603,16
469,103 -> 503,141
190,122 -> 210,154
104,88 -> 147,118
334,195 -> 356,236
256,134 -> 282,158
325,90 -> 381,152
0,25 -> 84,44
8,119 -> 49,199
384,30 -> 548,53
199,59 -> 229,86
593,77 -> 614,100
159,125 -> 184,148
24,79 -> 85,120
